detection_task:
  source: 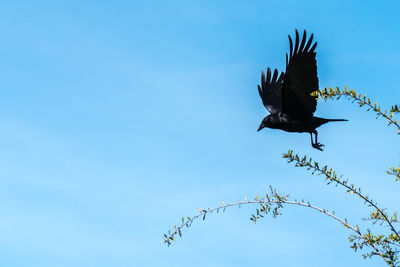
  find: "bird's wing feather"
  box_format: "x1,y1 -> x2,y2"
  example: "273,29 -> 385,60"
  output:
258,68 -> 284,114
282,30 -> 319,117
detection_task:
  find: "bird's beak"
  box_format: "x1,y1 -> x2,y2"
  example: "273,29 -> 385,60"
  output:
257,124 -> 265,132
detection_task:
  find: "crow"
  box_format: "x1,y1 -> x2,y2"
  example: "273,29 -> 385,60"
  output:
257,30 -> 347,151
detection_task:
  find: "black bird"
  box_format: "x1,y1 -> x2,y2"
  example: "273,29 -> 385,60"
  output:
257,30 -> 347,151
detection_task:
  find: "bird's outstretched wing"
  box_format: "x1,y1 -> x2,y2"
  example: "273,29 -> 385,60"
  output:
258,68 -> 284,114
282,29 -> 319,117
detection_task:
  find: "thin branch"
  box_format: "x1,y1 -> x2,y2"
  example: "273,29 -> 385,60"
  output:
164,199 -> 356,244
313,87 -> 400,133
283,151 -> 400,238
165,197 -> 391,264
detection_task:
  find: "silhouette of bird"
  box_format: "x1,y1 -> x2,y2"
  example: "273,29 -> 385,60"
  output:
257,30 -> 347,151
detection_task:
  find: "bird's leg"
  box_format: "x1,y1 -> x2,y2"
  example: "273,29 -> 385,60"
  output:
312,130 -> 324,151
309,132 -> 315,147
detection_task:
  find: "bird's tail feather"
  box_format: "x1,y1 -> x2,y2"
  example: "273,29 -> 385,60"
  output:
326,118 -> 348,122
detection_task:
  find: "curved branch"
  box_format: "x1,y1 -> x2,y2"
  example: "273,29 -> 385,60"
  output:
312,87 -> 400,133
283,151 -> 400,238
164,199 -> 356,244
165,197 -> 391,264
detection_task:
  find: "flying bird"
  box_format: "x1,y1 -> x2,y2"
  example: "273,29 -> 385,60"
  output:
257,30 -> 347,151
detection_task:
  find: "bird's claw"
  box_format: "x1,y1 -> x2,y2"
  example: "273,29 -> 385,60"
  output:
312,143 -> 325,151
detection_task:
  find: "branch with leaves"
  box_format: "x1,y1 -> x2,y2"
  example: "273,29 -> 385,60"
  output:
164,185 -> 397,265
283,150 -> 400,265
387,166 -> 400,181
283,150 -> 399,237
313,87 -> 400,186
164,187 -> 356,245
312,87 -> 400,133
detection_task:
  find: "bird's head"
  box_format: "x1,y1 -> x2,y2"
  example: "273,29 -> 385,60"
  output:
257,116 -> 273,131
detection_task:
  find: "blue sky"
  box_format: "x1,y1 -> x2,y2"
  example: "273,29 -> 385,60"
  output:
1,1 -> 400,266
